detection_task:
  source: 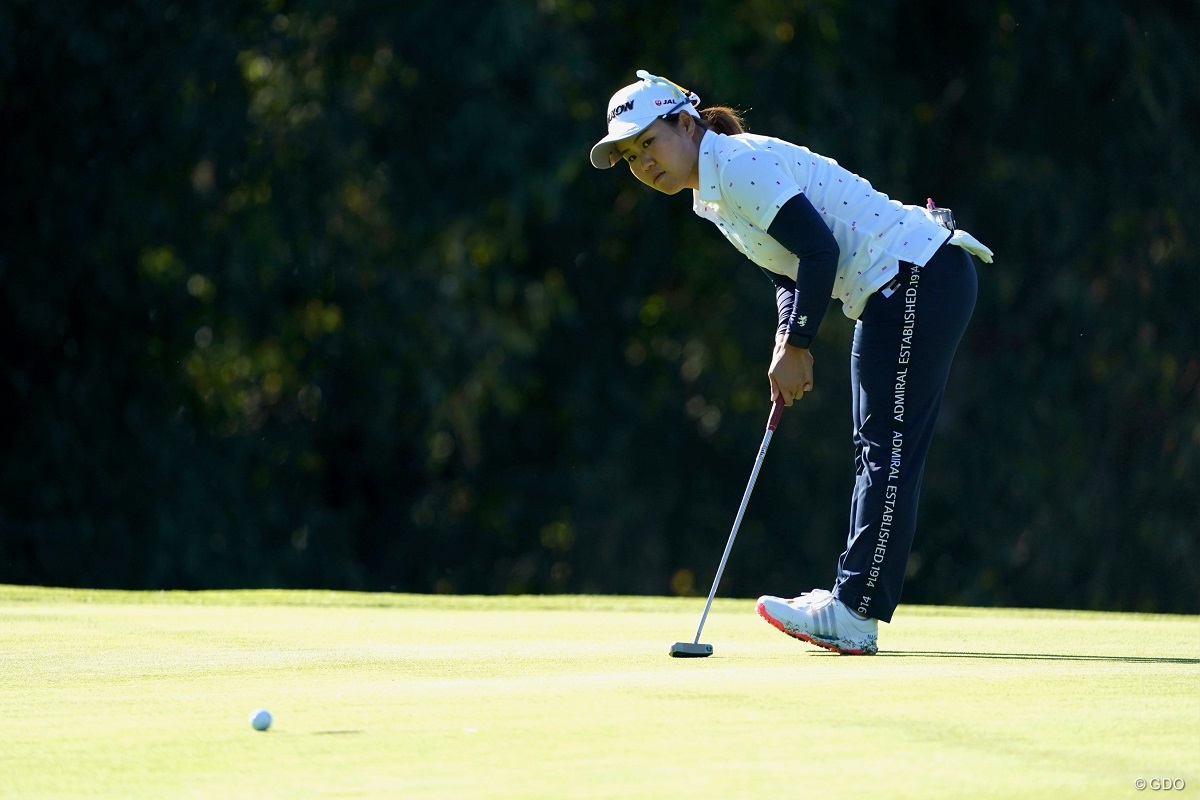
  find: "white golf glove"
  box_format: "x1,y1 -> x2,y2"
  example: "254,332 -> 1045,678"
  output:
948,229 -> 994,264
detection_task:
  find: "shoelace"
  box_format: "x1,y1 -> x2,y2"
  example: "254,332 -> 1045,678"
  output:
786,588 -> 832,606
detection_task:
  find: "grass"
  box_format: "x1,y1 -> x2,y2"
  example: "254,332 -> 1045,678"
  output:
1,586 -> 1196,799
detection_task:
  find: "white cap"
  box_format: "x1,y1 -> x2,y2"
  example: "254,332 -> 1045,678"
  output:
589,69 -> 701,169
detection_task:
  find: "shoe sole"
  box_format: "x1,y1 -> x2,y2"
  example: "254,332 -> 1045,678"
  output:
756,600 -> 877,656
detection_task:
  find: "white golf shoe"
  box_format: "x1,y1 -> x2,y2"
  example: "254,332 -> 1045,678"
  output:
756,592 -> 879,655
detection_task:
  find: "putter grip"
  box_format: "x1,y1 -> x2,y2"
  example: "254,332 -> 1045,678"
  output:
766,397 -> 784,431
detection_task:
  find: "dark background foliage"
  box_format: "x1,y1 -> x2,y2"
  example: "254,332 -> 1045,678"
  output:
2,0 -> 1196,612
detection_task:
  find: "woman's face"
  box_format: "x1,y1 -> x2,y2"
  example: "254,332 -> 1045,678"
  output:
615,115 -> 700,195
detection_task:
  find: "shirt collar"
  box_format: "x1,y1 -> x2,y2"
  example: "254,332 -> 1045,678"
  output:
696,129 -> 723,204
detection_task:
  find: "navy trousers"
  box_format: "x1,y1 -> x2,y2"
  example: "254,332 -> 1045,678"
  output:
831,243 -> 978,622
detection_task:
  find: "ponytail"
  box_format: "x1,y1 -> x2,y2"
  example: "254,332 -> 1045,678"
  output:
700,106 -> 746,135
664,104 -> 747,136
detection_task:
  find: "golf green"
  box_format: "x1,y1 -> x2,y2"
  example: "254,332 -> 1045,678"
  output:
1,586 -> 1195,798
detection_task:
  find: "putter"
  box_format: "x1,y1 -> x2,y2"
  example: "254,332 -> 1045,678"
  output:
670,398 -> 785,658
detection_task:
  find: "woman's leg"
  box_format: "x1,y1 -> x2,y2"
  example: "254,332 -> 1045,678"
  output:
833,245 -> 978,622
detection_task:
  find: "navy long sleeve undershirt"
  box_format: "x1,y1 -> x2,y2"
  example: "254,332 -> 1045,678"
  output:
762,193 -> 840,347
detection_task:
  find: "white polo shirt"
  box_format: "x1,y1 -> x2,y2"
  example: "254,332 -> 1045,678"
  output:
691,130 -> 951,320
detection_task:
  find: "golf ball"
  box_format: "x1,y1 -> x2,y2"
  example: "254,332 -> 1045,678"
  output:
249,708 -> 272,731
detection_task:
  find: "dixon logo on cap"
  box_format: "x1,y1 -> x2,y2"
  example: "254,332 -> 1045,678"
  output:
607,100 -> 635,124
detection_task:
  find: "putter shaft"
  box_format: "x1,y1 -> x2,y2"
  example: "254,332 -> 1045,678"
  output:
690,399 -> 784,644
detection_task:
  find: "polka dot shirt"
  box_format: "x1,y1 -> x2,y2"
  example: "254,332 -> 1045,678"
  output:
691,130 -> 951,320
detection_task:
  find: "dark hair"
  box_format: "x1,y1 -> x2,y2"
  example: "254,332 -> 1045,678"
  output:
665,105 -> 746,136
700,106 -> 746,135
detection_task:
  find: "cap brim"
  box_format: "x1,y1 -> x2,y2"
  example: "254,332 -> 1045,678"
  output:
589,141 -> 618,169
589,120 -> 653,169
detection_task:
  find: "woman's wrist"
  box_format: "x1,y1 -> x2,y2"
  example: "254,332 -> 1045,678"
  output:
785,331 -> 813,350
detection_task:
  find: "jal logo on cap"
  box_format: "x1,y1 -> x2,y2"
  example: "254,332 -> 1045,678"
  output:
606,99 -> 634,124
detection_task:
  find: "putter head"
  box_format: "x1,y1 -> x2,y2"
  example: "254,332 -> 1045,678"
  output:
669,642 -> 713,658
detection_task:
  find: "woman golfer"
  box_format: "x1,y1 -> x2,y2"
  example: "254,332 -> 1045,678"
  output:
590,70 -> 993,655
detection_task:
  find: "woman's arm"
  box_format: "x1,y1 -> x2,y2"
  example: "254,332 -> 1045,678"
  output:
763,193 -> 839,405
766,192 -> 840,349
